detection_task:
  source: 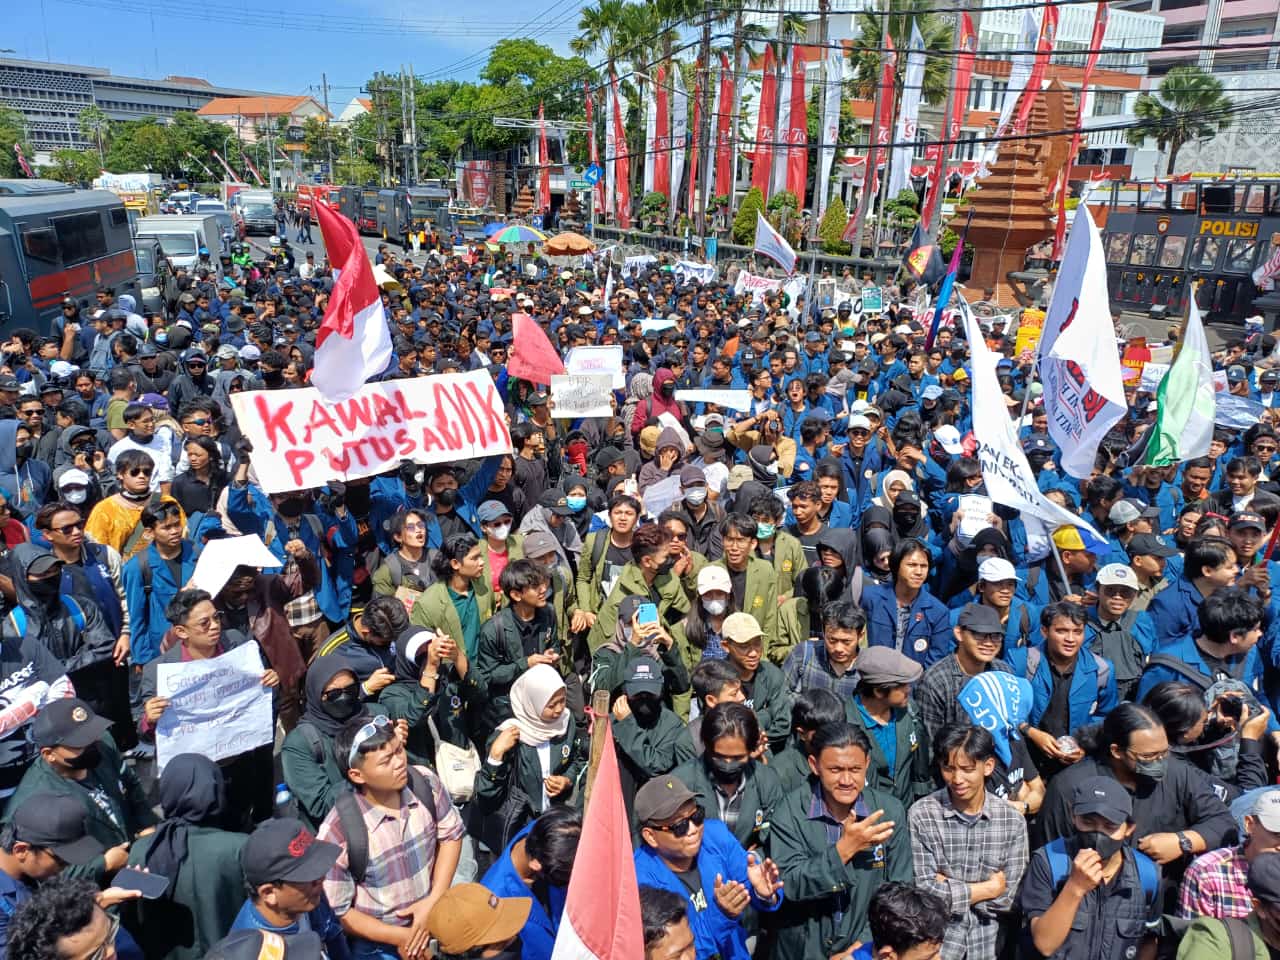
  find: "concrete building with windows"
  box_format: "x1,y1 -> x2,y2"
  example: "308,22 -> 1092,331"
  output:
1119,0 -> 1280,73
0,56 -> 272,161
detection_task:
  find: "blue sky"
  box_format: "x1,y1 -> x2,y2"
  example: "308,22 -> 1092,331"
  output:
5,0 -> 586,96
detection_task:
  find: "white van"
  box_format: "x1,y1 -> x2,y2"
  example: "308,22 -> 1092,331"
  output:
134,214 -> 223,272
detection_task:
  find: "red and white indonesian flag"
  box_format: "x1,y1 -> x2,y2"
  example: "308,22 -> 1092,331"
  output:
550,721 -> 644,960
1039,203 -> 1127,478
313,200 -> 393,402
753,211 -> 797,275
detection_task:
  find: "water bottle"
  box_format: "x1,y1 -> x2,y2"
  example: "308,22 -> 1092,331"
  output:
1056,736 -> 1079,756
274,783 -> 298,819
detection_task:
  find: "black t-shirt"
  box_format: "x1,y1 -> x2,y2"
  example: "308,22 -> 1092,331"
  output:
788,524 -> 827,566
603,543 -> 632,597
674,865 -> 708,913
729,569 -> 747,613
988,737 -> 1039,800
1041,659 -> 1075,737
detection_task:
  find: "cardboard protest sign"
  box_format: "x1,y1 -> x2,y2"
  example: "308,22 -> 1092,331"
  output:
191,535 -> 281,598
230,369 -> 512,494
508,312 -> 566,385
862,287 -> 883,312
1013,308 -> 1045,356
155,641 -> 273,772
565,345 -> 625,390
550,374 -> 614,418
674,389 -> 753,411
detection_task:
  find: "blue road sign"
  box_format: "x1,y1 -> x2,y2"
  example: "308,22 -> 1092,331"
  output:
584,163 -> 603,185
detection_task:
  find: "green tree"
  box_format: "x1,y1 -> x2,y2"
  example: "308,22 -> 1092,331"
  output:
818,196 -> 852,254
733,185 -> 765,243
885,187 -> 920,230
850,4 -> 952,109
638,190 -> 668,228
0,106 -> 33,179
104,118 -> 185,176
42,148 -> 100,185
1126,65 -> 1234,176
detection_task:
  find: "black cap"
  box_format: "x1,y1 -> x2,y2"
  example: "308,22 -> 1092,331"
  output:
624,656 -> 664,697
241,818 -> 342,887
539,489 -> 575,516
1126,533 -> 1178,559
956,603 -> 1004,635
8,793 -> 106,865
32,698 -> 112,749
1230,512 -> 1267,532
1249,852 -> 1280,905
205,929 -> 323,960
1071,775 -> 1132,824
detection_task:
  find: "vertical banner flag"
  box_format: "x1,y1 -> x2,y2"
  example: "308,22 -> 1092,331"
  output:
643,75 -> 658,195
714,53 -> 735,202
845,34 -> 896,243
961,287 -> 1104,538
611,74 -> 632,229
1055,1 -> 1109,258
772,48 -> 793,198
1039,204 -> 1127,477
13,144 -> 33,178
585,82 -> 605,216
817,46 -> 845,220
925,208 -> 973,349
888,21 -> 926,201
753,211 -> 797,274
604,76 -> 618,219
670,64 -> 688,214
211,150 -> 240,182
751,46 -> 778,199
784,46 -> 809,203
923,13 -> 975,230
1014,5 -> 1060,134
654,66 -> 671,198
1145,294 -> 1216,466
538,102 -> 551,213
982,11 -> 1039,175
241,152 -> 266,186
509,312 -> 567,385
686,66 -> 700,221
311,202 -> 393,402
548,722 -> 644,960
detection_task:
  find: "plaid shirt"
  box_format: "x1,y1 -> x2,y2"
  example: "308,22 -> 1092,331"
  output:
781,640 -> 860,700
1178,845 -> 1252,919
319,765 -> 466,924
917,655 -> 1013,743
908,788 -> 1028,960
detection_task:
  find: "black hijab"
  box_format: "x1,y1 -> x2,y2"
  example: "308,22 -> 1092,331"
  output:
303,653 -> 361,737
393,626 -> 435,684
144,754 -> 225,895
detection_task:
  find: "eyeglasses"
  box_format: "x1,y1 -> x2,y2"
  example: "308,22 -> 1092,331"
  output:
184,417 -> 212,427
402,521 -> 426,532
348,714 -> 392,766
52,520 -> 84,536
1257,445 -> 1278,454
850,429 -> 871,438
653,806 -> 705,838
126,467 -> 154,478
87,911 -> 120,960
1125,747 -> 1169,764
20,408 -> 42,416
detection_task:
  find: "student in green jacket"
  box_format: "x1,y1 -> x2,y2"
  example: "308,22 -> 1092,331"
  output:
473,560 -> 560,732
576,494 -> 642,630
765,723 -> 911,960
522,530 -> 577,674
3,699 -> 155,886
611,654 -> 690,792
378,626 -> 472,768
410,534 -> 491,660
587,524 -> 692,659
709,514 -> 780,654
476,499 -> 525,605
749,493 -> 806,601
589,596 -> 691,707
370,508 -> 432,598
281,654 -> 366,829
123,754 -> 248,960
721,612 -> 792,753
770,689 -> 847,795
848,647 -> 933,810
671,702 -> 784,850
773,566 -> 848,668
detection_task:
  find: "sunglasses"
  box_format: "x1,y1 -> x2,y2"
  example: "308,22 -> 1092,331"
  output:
52,520 -> 84,536
348,714 -> 392,766
185,418 -> 212,427
653,806 -> 705,838
322,683 -> 358,703
87,912 -> 120,960
127,467 -> 154,478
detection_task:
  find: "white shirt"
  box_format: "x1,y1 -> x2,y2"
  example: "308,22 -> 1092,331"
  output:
107,434 -> 175,490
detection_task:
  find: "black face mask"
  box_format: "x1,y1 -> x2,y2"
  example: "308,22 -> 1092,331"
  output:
629,695 -> 663,728
27,576 -> 61,603
345,484 -> 372,515
708,756 -> 747,782
606,434 -> 625,449
63,743 -> 101,770
15,441 -> 34,463
655,557 -> 676,577
435,487 -> 458,510
486,940 -> 522,960
1077,829 -> 1125,860
320,685 -> 361,721
276,496 -> 308,519
659,382 -> 675,398
262,369 -> 284,388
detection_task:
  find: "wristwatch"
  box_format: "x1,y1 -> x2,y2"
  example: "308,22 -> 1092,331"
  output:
1177,831 -> 1193,856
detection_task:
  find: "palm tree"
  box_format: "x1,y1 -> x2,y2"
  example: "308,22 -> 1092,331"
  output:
571,0 -> 630,65
1126,66 -> 1235,176
849,2 -> 952,106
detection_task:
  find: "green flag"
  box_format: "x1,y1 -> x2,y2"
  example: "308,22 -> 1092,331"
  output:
1145,298 -> 1216,466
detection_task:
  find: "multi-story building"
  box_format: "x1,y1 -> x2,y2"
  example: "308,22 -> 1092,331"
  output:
195,96 -> 329,143
1119,0 -> 1280,73
0,56 -> 271,160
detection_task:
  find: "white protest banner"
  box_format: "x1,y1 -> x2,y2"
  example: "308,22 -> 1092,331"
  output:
155,641 -> 273,773
230,369 -> 512,494
674,389 -> 753,411
1216,393 -> 1266,430
624,254 -> 657,274
641,315 -> 678,334
565,345 -> 626,390
961,300 -> 1104,540
550,375 -> 614,418
643,475 -> 684,518
0,676 -> 73,740
190,534 -> 281,598
734,270 -> 781,305
1139,363 -> 1169,392
673,260 -> 716,285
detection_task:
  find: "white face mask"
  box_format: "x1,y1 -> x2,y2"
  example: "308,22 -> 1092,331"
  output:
702,598 -> 727,616
62,488 -> 88,505
489,523 -> 511,541
685,487 -> 708,506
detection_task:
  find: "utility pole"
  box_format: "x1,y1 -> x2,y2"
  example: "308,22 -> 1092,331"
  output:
399,66 -> 410,185
696,0 -> 713,239
812,0 -> 830,240
408,62 -> 419,185
321,72 -> 334,183
265,109 -> 276,193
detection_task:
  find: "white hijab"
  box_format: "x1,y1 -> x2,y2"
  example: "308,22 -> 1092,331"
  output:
500,664 -> 569,746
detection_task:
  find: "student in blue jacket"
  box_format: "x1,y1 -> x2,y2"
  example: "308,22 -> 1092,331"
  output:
1005,602 -> 1118,774
861,538 -> 954,668
481,807 -> 581,960
1148,536 -> 1240,647
632,775 -> 782,960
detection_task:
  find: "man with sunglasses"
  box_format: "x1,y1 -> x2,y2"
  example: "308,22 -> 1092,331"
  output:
84,450 -> 184,563
633,775 -> 782,960
166,349 -> 216,415
105,404 -> 173,495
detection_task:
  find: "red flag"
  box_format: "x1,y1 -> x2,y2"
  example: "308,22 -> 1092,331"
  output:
654,66 -> 670,197
844,36 -> 895,243
611,75 -> 632,229
1054,1 -> 1109,258
785,48 -> 808,202
922,13 -> 975,230
750,47 -> 777,199
549,722 -> 644,960
586,82 -> 604,216
508,312 -> 565,386
538,103 -> 551,213
1014,6 -> 1059,135
714,53 -> 734,200
312,201 -> 393,401
688,65 -> 702,221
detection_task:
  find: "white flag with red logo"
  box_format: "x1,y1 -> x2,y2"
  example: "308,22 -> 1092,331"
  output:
312,201 -> 393,401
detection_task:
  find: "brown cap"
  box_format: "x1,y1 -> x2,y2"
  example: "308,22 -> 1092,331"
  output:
428,884 -> 531,955
634,775 -> 698,825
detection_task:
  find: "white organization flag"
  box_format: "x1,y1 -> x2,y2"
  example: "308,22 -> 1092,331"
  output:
643,78 -> 657,194
887,21 -> 926,200
1039,204 -> 1127,478
962,296 -> 1104,539
753,211 -> 797,274
817,48 -> 845,219
981,10 -> 1038,175
670,65 -> 688,212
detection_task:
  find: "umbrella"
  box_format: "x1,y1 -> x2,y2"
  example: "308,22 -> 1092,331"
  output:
482,221 -> 506,237
543,231 -> 595,256
491,224 -> 547,244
